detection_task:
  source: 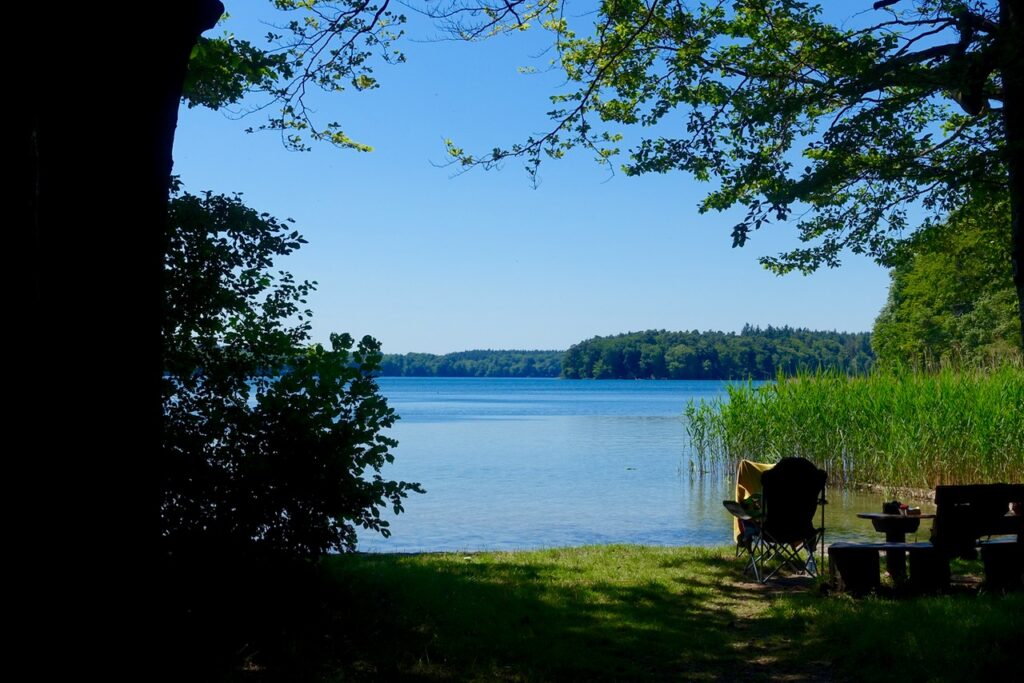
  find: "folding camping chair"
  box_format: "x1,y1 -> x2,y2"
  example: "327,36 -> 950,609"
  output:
728,459 -> 774,554
723,457 -> 827,583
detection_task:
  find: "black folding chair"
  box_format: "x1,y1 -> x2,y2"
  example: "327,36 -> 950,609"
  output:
723,457 -> 827,583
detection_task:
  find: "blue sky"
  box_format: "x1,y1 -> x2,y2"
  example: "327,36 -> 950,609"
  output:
172,3 -> 892,354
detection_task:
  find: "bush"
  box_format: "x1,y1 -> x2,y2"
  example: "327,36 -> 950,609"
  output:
160,186 -> 422,561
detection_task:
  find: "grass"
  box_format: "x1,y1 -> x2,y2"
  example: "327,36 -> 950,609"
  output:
188,545 -> 1024,681
685,365 -> 1024,489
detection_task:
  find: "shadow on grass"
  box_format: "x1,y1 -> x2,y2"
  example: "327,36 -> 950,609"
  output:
320,552 -> 756,681
170,547 -> 838,681
163,546 -> 1022,682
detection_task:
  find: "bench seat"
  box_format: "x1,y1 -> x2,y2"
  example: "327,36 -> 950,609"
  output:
828,542 -> 945,594
829,541 -> 933,551
829,536 -> 1021,594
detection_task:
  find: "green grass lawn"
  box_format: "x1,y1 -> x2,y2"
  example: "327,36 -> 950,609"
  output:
200,545 -> 1022,681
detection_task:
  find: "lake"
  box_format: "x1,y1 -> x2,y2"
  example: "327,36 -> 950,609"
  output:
358,377 -> 923,552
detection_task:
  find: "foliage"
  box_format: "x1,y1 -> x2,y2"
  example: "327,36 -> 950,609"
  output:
380,349 -> 564,377
161,186 -> 422,560
562,325 -> 874,379
183,1 -> 408,151
873,192 -> 1022,366
443,0 -> 1012,276
685,366 -> 1024,488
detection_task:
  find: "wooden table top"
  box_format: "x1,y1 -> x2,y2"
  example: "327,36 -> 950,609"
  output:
857,512 -> 936,520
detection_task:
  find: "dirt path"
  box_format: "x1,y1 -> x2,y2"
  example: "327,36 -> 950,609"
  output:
713,577 -> 837,682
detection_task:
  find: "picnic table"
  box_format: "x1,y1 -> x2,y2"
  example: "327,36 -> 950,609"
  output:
830,485 -> 1022,595
856,512 -> 936,580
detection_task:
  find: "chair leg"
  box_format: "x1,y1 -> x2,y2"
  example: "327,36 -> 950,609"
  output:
804,548 -> 818,577
744,538 -> 764,583
758,539 -> 818,582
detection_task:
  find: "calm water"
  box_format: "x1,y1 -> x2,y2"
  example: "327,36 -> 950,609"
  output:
358,377 -> 929,552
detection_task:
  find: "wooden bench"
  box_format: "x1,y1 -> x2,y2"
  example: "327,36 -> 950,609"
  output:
829,541 -> 941,594
829,484 -> 1022,595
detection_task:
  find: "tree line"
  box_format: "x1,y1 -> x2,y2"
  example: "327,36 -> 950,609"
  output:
380,327 -> 875,380
562,326 -> 874,380
380,350 -> 563,377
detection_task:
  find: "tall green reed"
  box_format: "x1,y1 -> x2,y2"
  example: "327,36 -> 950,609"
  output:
685,365 -> 1024,488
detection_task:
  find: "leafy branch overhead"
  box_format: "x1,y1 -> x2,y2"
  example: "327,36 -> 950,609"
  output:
437,0 -> 1012,276
183,0 -> 408,151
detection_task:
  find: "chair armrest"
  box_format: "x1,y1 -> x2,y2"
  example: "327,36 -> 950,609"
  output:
723,500 -> 753,521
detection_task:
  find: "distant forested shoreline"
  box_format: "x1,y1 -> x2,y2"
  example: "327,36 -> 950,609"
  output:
379,326 -> 874,379
562,327 -> 873,379
379,350 -> 563,377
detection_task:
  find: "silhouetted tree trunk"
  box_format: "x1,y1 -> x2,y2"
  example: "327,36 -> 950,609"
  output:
22,2 -> 222,674
1002,0 -> 1024,350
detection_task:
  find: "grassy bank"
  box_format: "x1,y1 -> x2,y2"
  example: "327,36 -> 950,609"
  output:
685,366 -> 1024,489
193,546 -> 1023,681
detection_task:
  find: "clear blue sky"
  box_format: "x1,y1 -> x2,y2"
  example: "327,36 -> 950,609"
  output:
172,3 -> 892,355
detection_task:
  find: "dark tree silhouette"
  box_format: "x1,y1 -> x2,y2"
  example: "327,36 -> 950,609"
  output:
24,2 -> 224,672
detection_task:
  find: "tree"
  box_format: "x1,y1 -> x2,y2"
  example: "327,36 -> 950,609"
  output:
150,2 -> 426,560
440,0 -> 1024,348
24,2 -> 416,668
872,191 -> 1021,365
24,4 -> 227,670
162,187 -> 422,561
160,187 -> 424,674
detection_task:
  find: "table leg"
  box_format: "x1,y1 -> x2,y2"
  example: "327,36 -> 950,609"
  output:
885,531 -> 907,580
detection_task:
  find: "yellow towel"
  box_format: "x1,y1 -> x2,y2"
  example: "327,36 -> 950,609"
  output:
733,460 -> 775,541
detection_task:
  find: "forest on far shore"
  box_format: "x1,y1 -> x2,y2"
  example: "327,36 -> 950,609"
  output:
561,326 -> 873,379
379,349 -> 564,378
379,325 -> 874,379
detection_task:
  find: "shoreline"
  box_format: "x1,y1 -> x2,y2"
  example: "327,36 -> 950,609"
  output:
852,481 -> 936,503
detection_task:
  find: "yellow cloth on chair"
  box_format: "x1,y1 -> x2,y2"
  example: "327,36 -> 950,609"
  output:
733,460 -> 775,541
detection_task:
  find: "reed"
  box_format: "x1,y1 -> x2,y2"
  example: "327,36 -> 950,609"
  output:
685,365 -> 1024,488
